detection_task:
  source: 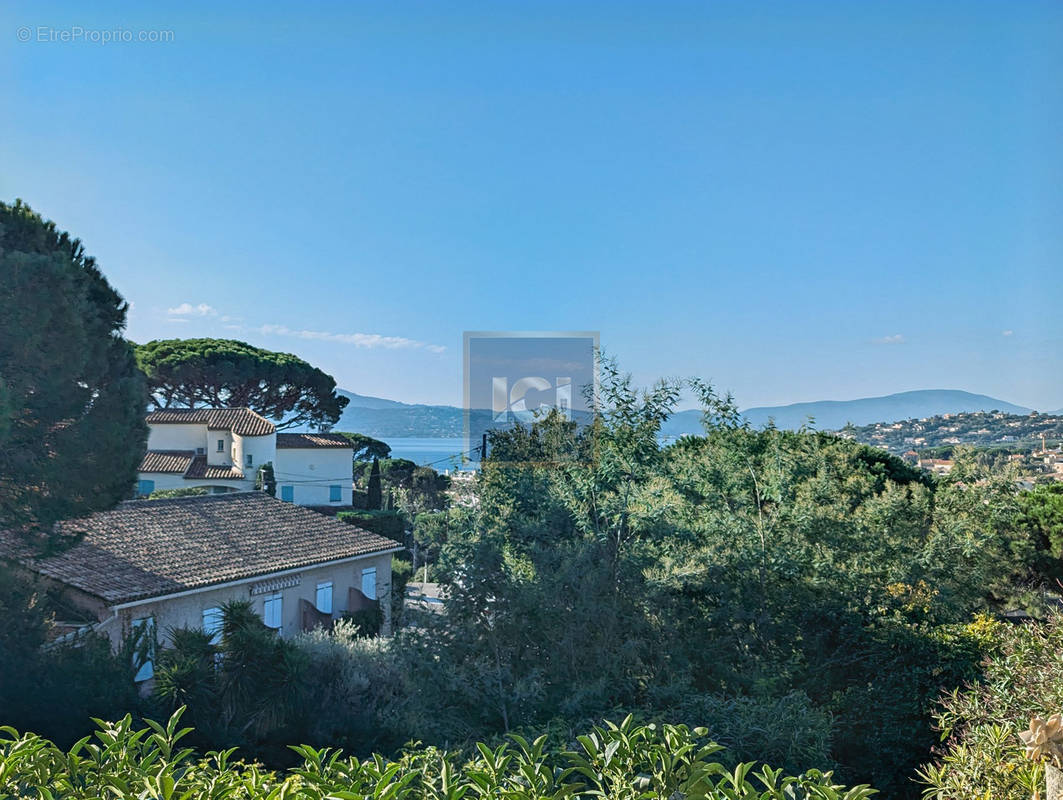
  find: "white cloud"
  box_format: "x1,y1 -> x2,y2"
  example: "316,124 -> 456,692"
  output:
167,302 -> 217,317
258,324 -> 446,353
1002,329 -> 1014,337
156,303 -> 445,353
873,334 -> 906,344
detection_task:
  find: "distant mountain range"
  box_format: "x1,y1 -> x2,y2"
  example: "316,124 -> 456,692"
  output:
730,389 -> 1033,433
333,391 -> 465,437
329,388 -> 1046,439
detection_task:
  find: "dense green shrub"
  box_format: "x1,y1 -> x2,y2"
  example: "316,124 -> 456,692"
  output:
390,555 -> 413,624
1018,483 -> 1063,579
663,691 -> 834,776
918,613 -> 1063,799
295,621 -> 421,754
337,509 -> 406,542
0,710 -> 877,799
0,567 -> 139,747
343,603 -> 384,637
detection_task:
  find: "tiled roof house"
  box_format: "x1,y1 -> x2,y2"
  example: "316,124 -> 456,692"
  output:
0,493 -> 402,680
138,408 -> 355,506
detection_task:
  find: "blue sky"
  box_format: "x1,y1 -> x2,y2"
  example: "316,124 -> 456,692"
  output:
3,1 -> 1061,410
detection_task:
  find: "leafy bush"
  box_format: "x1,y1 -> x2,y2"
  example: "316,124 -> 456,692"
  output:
665,691 -> 834,777
1018,483 -> 1063,579
0,567 -> 139,747
917,613 -> 1063,799
343,603 -> 384,637
390,555 -> 413,624
295,621 -> 420,753
0,709 -> 878,799
337,509 -> 406,542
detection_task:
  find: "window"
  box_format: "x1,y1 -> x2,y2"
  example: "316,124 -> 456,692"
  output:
202,606 -> 223,644
263,593 -> 283,629
246,453 -> 254,467
137,479 -> 155,496
316,581 -> 333,614
361,567 -> 377,600
131,616 -> 156,682
196,447 -> 205,455
329,484 -> 341,502
217,439 -> 224,452
281,485 -> 294,502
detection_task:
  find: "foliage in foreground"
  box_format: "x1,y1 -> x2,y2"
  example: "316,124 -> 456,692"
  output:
0,710 -> 876,800
917,613 -> 1063,799
0,567 -> 139,747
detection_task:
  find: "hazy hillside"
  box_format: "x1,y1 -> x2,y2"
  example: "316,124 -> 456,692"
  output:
337,390 -> 411,410
330,388 -> 1037,439
334,392 -> 464,437
739,389 -> 1031,431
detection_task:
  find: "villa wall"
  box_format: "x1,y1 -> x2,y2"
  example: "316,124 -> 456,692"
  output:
147,423 -> 208,451
274,448 -> 353,506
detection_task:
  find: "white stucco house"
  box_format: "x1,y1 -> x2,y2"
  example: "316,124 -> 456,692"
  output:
137,408 -> 354,506
0,493 -> 402,681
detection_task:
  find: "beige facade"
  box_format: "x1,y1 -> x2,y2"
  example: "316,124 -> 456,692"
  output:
73,548 -> 399,679
90,551 -> 396,650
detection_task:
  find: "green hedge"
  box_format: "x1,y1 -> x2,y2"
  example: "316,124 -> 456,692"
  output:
0,711 -> 877,799
337,509 -> 405,542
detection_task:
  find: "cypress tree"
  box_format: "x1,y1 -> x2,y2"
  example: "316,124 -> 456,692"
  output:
366,457 -> 382,510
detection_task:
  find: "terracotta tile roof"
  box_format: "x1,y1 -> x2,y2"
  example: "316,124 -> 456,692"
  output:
139,451 -> 195,474
0,493 -> 401,605
146,408 -> 275,437
184,455 -> 245,480
205,409 -> 275,436
146,409 -> 213,424
276,433 -> 353,449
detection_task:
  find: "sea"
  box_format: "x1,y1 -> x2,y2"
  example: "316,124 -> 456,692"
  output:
383,437 -> 477,471
383,434 -> 689,471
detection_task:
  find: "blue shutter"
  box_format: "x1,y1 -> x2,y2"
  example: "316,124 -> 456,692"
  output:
281,485 -> 294,502
138,479 -> 155,496
329,485 -> 341,502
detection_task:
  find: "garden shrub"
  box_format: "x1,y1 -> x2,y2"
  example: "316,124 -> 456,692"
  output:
0,709 -> 878,799
917,613 -> 1063,799
337,509 -> 406,542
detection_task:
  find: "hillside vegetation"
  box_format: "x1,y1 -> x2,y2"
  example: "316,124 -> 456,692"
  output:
4,357 -> 1057,799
